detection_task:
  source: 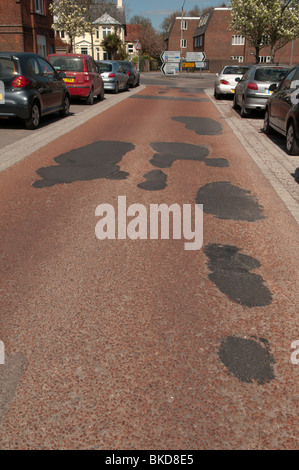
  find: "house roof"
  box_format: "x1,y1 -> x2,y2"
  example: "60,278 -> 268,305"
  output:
93,13 -> 121,25
89,2 -> 126,25
125,24 -> 142,42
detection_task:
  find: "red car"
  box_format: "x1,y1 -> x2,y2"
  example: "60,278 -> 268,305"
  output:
47,53 -> 104,104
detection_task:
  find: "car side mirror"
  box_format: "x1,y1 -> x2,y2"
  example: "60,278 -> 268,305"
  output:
216,73 -> 219,76
57,71 -> 66,80
269,83 -> 277,91
235,77 -> 241,82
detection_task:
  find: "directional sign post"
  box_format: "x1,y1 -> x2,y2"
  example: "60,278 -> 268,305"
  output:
161,51 -> 181,75
186,52 -> 206,62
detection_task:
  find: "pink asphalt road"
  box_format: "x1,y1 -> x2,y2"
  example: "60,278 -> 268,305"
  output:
0,85 -> 298,450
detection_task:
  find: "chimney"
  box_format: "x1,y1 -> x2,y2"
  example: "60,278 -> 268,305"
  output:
117,0 -> 123,8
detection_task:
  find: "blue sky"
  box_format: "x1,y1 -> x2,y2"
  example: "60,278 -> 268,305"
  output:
125,0 -> 228,31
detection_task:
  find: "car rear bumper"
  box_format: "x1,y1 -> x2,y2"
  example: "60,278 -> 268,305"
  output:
102,81 -> 117,91
244,93 -> 272,109
0,91 -> 32,119
216,84 -> 236,95
67,86 -> 91,98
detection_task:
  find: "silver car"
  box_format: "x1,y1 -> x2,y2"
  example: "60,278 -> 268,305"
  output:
96,60 -> 129,93
214,65 -> 250,99
233,64 -> 292,117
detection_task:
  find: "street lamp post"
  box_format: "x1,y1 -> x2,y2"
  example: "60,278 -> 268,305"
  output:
180,0 -> 186,72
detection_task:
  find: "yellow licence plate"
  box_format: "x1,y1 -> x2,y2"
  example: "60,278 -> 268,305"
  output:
231,89 -> 235,93
63,78 -> 74,83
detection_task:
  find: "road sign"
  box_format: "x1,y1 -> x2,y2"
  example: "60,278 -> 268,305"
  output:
195,61 -> 207,68
136,42 -> 141,51
186,52 -> 206,61
160,51 -> 181,63
161,62 -> 179,75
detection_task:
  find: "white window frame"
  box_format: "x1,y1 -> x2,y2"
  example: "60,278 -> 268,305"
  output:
181,20 -> 188,30
35,0 -> 44,15
180,39 -> 187,48
232,35 -> 245,46
259,56 -> 271,63
102,27 -> 112,39
231,56 -> 244,63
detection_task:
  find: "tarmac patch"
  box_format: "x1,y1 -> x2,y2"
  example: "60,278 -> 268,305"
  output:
204,244 -> 273,307
137,170 -> 167,191
219,336 -> 275,384
149,142 -> 228,168
172,116 -> 223,135
33,141 -> 134,188
195,181 -> 265,221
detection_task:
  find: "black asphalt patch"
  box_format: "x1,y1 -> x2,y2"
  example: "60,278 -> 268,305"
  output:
33,141 -> 134,188
149,142 -> 228,168
129,95 -> 210,102
219,336 -> 275,384
172,116 -> 223,135
195,181 -> 265,221
204,244 -> 273,307
137,170 -> 167,191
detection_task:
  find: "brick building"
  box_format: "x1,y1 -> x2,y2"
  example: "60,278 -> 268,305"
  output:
165,7 -> 299,72
0,0 -> 55,56
164,16 -> 201,56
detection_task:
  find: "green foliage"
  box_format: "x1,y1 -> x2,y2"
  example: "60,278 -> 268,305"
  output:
229,0 -> 299,62
101,33 -> 123,59
49,0 -> 89,50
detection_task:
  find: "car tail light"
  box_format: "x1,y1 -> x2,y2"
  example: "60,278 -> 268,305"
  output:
127,72 -> 130,76
108,73 -> 116,78
83,72 -> 90,81
12,75 -> 30,88
220,79 -> 229,85
247,82 -> 258,90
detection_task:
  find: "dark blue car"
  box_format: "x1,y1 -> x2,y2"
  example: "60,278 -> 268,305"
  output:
263,65 -> 299,155
0,52 -> 70,129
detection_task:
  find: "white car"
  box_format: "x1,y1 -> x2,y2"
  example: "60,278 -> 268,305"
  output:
214,65 -> 250,99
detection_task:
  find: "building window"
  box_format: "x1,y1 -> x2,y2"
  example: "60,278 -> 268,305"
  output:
96,48 -> 100,60
102,27 -> 112,38
35,0 -> 44,15
95,27 -> 99,40
231,56 -> 244,62
59,31 -> 65,39
181,39 -> 187,48
81,47 -> 88,55
232,35 -> 245,45
128,44 -> 134,53
259,56 -> 271,63
181,20 -> 188,30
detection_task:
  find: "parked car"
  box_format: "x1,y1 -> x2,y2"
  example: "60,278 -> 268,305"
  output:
233,64 -> 292,117
214,65 -> 250,99
263,65 -> 299,155
47,53 -> 104,104
117,60 -> 140,88
95,60 -> 129,93
0,52 -> 70,129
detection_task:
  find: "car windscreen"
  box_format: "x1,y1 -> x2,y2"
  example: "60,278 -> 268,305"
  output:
223,66 -> 249,75
254,67 -> 290,82
48,56 -> 84,72
0,57 -> 18,79
97,63 -> 112,73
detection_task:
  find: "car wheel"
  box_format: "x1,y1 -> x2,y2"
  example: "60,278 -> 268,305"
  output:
135,78 -> 140,87
232,94 -> 238,110
240,97 -> 251,118
263,108 -> 273,134
214,89 -> 221,100
60,94 -> 70,117
25,101 -> 40,129
98,87 -> 105,101
286,122 -> 299,155
114,82 -> 119,94
86,88 -> 94,105
125,81 -> 130,91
